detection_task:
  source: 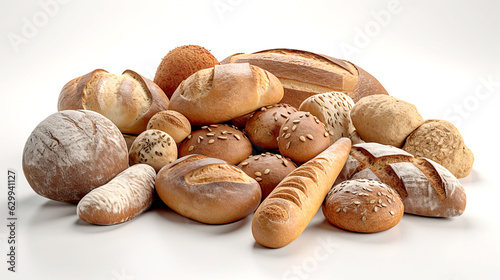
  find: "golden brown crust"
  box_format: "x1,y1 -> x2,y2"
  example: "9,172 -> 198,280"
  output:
178,124 -> 252,165
237,153 -> 297,199
322,179 -> 404,233
155,155 -> 261,224
147,110 -> 191,144
252,138 -> 351,248
154,45 -> 220,98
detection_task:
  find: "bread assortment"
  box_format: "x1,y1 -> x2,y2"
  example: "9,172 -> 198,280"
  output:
58,69 -> 169,135
221,48 -> 388,107
155,155 -> 262,224
22,44 -> 474,249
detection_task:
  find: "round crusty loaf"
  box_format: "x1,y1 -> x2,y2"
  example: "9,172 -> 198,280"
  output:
403,119 -> 474,178
244,104 -> 297,150
129,129 -> 178,172
169,63 -> 284,125
58,69 -> 169,135
299,92 -> 355,144
147,110 -> 191,144
77,164 -> 156,225
155,154 -> 262,224
154,45 -> 219,99
322,179 -> 404,233
277,111 -> 330,163
350,95 -> 424,148
22,110 -> 129,203
179,124 -> 252,165
237,153 -> 297,199
221,48 -> 388,108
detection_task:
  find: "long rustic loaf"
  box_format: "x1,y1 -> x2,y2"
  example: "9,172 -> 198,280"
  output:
252,137 -> 351,248
336,142 -> 467,217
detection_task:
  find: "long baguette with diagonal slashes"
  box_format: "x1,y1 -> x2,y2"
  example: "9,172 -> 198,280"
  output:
252,138 -> 351,248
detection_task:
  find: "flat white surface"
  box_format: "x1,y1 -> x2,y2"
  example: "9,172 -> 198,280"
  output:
1,0 -> 499,279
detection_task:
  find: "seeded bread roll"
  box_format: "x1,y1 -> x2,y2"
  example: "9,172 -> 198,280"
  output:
221,48 -> 388,108
350,95 -> 424,148
22,110 -> 129,203
337,142 -> 467,217
169,63 -> 284,125
129,129 -> 178,172
154,45 -> 219,98
252,138 -> 351,248
277,111 -> 330,163
244,104 -> 297,150
237,153 -> 297,199
77,164 -> 156,225
402,119 -> 474,178
179,124 -> 252,165
147,110 -> 191,144
58,69 -> 169,135
322,179 -> 404,233
156,154 -> 262,224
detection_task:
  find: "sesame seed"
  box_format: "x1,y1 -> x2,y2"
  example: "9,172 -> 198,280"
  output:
255,177 -> 262,182
208,139 -> 215,144
255,172 -> 262,177
217,136 -> 228,140
280,113 -> 288,118
292,125 -> 297,132
390,211 -> 395,215
187,135 -> 192,139
343,208 -> 347,213
206,133 -> 215,137
285,141 -> 291,149
362,216 -> 367,221
284,133 -> 291,139
234,135 -> 241,140
370,200 -> 376,204
241,162 -> 249,166
188,146 -> 194,152
210,124 -> 218,128
374,206 -> 379,212
324,132 -> 329,137
306,134 -> 314,140
283,126 -> 289,131
264,169 -> 270,175
299,136 -> 306,142
293,119 -> 301,124
336,208 -> 341,213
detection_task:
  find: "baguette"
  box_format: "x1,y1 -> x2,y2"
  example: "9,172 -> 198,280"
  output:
77,164 -> 156,225
252,137 -> 351,248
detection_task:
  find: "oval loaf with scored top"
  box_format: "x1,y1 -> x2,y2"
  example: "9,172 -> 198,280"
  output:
252,137 -> 351,248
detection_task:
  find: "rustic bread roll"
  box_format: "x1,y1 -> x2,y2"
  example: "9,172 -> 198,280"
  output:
350,95 -> 424,148
237,153 -> 297,199
277,111 -> 330,163
77,164 -> 156,225
156,154 -> 262,224
129,129 -> 178,172
322,179 -> 404,233
58,69 -> 169,135
147,110 -> 191,144
179,124 -> 252,165
244,104 -> 297,149
299,92 -> 355,144
402,119 -> 474,178
337,142 -> 467,217
22,110 -> 129,203
221,48 -> 388,108
169,63 -> 284,125
252,138 -> 351,248
154,45 -> 219,98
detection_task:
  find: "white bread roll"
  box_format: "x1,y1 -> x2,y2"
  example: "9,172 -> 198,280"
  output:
22,110 -> 129,203
77,164 -> 156,225
169,63 -> 284,125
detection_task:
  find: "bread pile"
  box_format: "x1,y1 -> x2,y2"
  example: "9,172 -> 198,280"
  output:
22,45 -> 473,248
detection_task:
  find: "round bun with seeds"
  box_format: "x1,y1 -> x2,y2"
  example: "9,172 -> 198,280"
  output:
237,152 -> 297,199
178,124 -> 252,165
322,179 -> 404,233
277,111 -> 330,163
244,104 -> 297,150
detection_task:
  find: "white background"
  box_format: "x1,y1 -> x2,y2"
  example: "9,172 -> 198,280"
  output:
1,0 -> 499,279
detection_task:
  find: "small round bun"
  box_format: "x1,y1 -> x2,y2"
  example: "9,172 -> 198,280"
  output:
154,45 -> 219,98
245,104 -> 297,150
237,153 -> 297,199
350,95 -> 424,148
322,179 -> 404,233
403,119 -> 474,178
147,110 -> 191,144
22,110 -> 129,203
277,111 -> 330,163
129,129 -> 178,172
179,124 -> 252,165
156,154 -> 262,224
